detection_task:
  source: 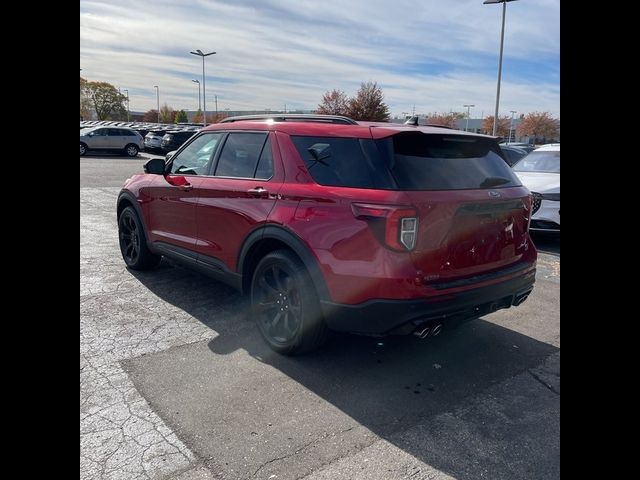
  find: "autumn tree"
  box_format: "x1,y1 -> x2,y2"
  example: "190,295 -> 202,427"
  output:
159,103 -> 175,123
83,80 -> 126,120
482,115 -> 511,137
174,110 -> 188,123
346,82 -> 390,121
317,89 -> 349,115
80,77 -> 93,120
517,112 -> 559,141
192,110 -> 219,124
143,109 -> 159,122
425,112 -> 465,128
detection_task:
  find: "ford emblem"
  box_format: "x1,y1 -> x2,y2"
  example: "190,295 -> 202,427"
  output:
488,191 -> 501,198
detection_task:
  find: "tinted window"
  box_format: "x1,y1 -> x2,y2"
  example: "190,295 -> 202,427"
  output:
254,137 -> 274,179
122,129 -> 137,136
513,150 -> 560,173
108,129 -> 122,136
92,129 -> 107,136
376,133 -> 521,190
169,133 -> 223,175
215,133 -> 268,178
291,136 -> 394,189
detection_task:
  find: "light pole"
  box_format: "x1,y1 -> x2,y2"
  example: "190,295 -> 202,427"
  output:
153,86 -> 159,123
463,104 -> 475,132
191,79 -> 201,112
508,110 -> 517,144
190,49 -> 216,127
123,89 -> 129,122
483,0 -> 519,136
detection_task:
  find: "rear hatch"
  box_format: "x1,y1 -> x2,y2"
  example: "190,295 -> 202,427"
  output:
375,131 -> 532,283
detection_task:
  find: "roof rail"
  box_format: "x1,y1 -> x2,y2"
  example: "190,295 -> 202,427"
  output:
219,114 -> 358,125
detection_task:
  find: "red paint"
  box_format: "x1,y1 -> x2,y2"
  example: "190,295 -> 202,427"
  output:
121,120 -> 537,306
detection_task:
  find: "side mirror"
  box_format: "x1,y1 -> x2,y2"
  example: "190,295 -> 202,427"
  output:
308,143 -> 332,165
165,151 -> 177,162
143,158 -> 166,175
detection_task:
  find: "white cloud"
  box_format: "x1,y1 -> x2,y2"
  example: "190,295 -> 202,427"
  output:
80,0 -> 559,117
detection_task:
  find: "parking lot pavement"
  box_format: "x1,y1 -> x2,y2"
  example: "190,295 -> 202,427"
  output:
81,156 -> 559,480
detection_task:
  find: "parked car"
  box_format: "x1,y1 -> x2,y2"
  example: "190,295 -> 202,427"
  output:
80,127 -> 144,157
500,145 -> 529,166
117,114 -> 536,354
512,144 -> 560,232
500,142 -> 535,154
144,130 -> 168,152
160,130 -> 198,153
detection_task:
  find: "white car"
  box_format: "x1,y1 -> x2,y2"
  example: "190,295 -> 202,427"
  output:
513,144 -> 560,232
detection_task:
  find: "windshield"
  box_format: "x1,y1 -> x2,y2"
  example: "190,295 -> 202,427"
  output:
513,150 -> 560,173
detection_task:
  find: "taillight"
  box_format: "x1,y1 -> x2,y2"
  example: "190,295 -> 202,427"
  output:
352,203 -> 418,251
523,195 -> 532,231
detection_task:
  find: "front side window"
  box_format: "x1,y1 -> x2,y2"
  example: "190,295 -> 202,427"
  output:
215,133 -> 268,178
169,133 -> 223,175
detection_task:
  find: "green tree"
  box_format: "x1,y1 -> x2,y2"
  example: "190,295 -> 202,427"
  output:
346,81 -> 390,121
174,110 -> 188,123
317,89 -> 349,115
159,103 -> 175,123
83,80 -> 126,120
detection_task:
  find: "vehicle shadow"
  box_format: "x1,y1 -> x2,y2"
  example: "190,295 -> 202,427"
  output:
129,260 -> 559,479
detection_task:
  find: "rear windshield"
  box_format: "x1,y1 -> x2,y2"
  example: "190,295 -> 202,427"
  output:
376,133 -> 521,190
291,132 -> 521,190
513,150 -> 560,173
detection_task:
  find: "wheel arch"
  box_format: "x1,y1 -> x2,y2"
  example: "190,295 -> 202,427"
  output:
238,225 -> 330,300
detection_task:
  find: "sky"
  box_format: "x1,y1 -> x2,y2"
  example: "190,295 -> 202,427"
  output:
80,0 -> 560,118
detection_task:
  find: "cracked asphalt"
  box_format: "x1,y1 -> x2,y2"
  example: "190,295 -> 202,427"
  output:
81,155 -> 560,480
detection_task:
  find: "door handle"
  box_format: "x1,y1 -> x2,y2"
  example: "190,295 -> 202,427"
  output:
177,183 -> 193,191
248,187 -> 268,197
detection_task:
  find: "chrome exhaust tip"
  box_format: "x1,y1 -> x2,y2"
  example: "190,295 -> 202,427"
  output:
413,326 -> 431,339
432,324 -> 443,336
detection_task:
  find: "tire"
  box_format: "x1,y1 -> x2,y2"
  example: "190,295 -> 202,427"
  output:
125,144 -> 139,157
80,143 -> 88,156
118,206 -> 161,270
251,250 -> 328,355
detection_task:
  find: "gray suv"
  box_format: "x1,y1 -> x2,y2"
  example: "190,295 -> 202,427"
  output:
80,127 -> 144,157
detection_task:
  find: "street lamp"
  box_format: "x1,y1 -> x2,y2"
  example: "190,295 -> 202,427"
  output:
123,89 -> 129,122
191,79 -> 201,112
508,110 -> 517,144
153,85 -> 159,123
483,0 -> 519,136
190,49 -> 216,126
463,104 -> 475,132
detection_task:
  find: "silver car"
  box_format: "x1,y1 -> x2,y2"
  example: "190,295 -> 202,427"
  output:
80,127 -> 144,157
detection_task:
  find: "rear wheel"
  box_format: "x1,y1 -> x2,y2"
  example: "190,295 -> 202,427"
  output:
80,143 -> 87,156
118,206 -> 161,270
251,250 -> 328,355
125,144 -> 139,157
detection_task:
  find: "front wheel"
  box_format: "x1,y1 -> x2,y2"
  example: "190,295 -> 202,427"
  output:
80,143 -> 87,156
251,250 -> 328,355
125,144 -> 139,157
118,206 -> 161,270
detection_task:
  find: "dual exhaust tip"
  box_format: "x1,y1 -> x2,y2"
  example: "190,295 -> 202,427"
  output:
413,324 -> 443,339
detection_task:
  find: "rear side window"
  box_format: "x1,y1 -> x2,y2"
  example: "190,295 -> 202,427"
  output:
376,133 -> 522,190
215,133 -> 268,178
291,136 -> 394,189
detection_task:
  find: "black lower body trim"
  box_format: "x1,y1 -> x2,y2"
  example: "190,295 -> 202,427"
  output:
152,242 -> 243,291
320,270 -> 536,335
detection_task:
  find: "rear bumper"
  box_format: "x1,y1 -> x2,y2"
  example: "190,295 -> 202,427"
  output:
320,269 -> 536,335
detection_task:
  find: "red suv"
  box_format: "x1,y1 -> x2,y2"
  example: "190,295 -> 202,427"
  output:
117,114 -> 536,354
